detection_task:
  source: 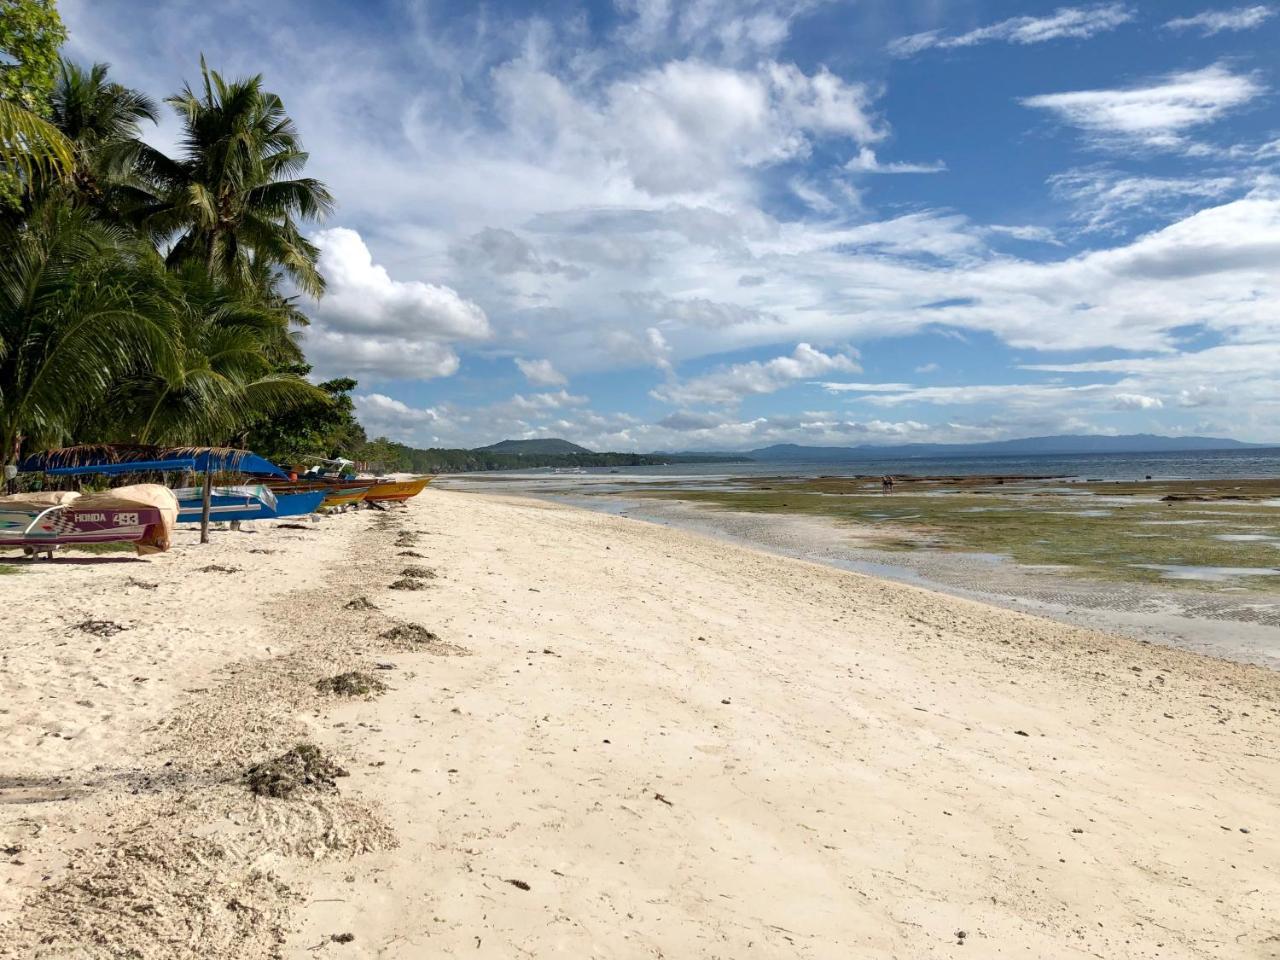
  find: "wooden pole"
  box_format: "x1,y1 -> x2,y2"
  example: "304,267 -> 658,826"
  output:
200,466 -> 212,544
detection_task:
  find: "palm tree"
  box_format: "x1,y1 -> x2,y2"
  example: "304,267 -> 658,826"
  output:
49,61 -> 159,210
97,263 -> 326,446
0,199 -> 178,465
138,58 -> 333,297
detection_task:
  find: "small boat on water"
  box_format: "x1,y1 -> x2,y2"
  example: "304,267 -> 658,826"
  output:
0,485 -> 178,558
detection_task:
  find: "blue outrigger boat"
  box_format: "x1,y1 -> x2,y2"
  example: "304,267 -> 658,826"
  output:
272,490 -> 328,519
171,485 -> 326,523
174,484 -> 277,523
18,449 -> 325,523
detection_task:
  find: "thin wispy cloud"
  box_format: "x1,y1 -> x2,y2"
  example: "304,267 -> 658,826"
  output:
1050,167 -> 1242,232
1020,64 -> 1265,149
987,225 -> 1063,245
889,3 -> 1133,57
1163,5 -> 1276,35
845,148 -> 946,175
819,381 -> 916,392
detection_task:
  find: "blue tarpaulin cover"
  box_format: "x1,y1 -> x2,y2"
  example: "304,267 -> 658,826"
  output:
20,448 -> 288,479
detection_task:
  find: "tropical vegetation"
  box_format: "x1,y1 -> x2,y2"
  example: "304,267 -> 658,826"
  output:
1,1 -> 366,480
1,3 -> 737,481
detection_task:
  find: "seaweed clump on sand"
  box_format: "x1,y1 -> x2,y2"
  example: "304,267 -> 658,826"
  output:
344,596 -> 378,611
380,623 -> 439,644
75,620 -> 127,637
244,743 -> 348,798
380,622 -> 469,656
388,577 -> 427,591
316,672 -> 387,698
200,564 -> 239,574
399,565 -> 437,579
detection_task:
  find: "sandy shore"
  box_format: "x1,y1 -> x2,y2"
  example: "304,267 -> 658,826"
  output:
2,488 -> 1277,958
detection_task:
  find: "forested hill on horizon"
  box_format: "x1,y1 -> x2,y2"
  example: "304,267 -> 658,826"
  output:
475,438 -> 593,455
370,438 -> 747,473
368,433 -> 1277,474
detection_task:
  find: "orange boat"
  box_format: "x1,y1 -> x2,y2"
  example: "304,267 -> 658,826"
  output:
365,476 -> 433,503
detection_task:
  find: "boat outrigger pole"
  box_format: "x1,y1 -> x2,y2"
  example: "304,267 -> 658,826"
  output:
201,464 -> 213,544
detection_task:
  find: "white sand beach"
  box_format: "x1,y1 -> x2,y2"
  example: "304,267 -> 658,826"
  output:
2,488 -> 1277,958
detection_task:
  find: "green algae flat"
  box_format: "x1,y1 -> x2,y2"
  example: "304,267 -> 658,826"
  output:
634,477 -> 1280,587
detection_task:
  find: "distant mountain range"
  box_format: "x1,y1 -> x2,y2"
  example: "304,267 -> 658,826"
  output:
473,438 -> 593,455
458,438 -> 743,469
471,433 -> 1273,463
745,434 -> 1272,461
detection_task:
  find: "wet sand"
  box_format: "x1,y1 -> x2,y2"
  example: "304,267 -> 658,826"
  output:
2,488 -> 1278,958
616,496 -> 1280,671
439,474 -> 1280,670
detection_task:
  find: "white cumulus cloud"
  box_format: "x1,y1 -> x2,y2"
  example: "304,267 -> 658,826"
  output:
304,228 -> 489,382
312,228 -> 490,340
1113,392 -> 1164,410
653,343 -> 861,406
514,357 -> 568,387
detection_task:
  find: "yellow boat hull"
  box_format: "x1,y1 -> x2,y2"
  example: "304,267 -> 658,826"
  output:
365,476 -> 433,502
319,485 -> 373,509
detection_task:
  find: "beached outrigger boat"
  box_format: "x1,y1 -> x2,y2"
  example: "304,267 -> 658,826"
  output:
272,490 -> 328,518
170,484 -> 324,523
267,459 -> 378,511
173,484 -> 279,524
318,480 -> 375,510
265,478 -> 375,511
364,476 -> 433,503
17,447 -> 323,533
0,486 -> 178,558
273,459 -> 432,509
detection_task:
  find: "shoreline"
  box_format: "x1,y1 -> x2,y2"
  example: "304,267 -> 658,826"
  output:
2,488 -> 1278,957
438,476 -> 1280,671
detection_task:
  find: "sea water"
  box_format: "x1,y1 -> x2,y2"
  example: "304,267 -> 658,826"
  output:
461,447 -> 1280,485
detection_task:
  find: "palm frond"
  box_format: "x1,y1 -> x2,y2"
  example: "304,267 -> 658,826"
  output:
0,100 -> 75,184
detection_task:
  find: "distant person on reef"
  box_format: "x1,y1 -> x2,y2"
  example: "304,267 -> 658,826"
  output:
881,475 -> 894,494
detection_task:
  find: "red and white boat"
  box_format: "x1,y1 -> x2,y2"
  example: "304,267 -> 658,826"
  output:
0,485 -> 178,558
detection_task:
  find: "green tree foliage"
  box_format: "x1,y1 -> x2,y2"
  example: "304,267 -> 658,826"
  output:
243,372 -> 367,466
366,444 -> 745,473
359,436 -> 411,472
88,263 -> 325,445
0,0 -> 66,111
49,60 -> 157,213
0,200 -> 178,461
0,0 -> 71,206
136,58 -> 334,297
2,54 -> 336,469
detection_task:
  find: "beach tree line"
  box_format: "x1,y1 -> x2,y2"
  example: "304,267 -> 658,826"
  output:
0,0 -> 371,474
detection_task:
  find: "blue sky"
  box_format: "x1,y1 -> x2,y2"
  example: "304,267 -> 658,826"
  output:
62,0 -> 1280,449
